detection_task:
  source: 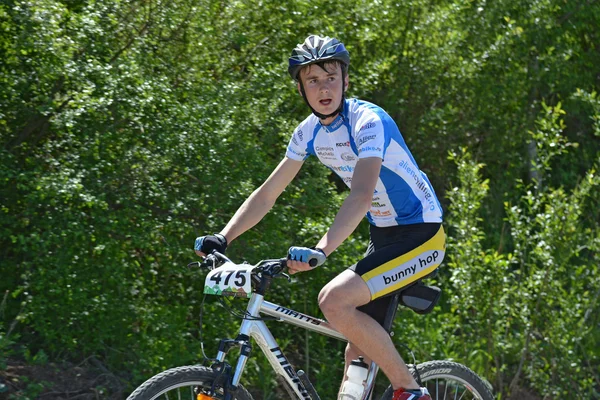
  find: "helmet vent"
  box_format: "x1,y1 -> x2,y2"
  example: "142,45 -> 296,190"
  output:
288,35 -> 350,81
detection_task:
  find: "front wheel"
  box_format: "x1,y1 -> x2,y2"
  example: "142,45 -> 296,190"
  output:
127,365 -> 254,400
380,360 -> 494,400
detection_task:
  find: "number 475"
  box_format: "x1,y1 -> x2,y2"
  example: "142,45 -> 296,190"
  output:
210,270 -> 247,287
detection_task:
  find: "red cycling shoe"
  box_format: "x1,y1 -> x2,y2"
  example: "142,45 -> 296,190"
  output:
392,387 -> 431,400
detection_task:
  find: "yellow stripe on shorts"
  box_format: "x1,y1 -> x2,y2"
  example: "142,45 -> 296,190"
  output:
363,225 -> 446,300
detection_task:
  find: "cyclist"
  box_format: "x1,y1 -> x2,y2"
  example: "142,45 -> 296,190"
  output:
195,35 -> 445,400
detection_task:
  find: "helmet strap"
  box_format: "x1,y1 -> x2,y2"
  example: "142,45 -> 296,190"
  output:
299,68 -> 347,121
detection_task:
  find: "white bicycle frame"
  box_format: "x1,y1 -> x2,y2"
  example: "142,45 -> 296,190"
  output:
214,290 -> 381,400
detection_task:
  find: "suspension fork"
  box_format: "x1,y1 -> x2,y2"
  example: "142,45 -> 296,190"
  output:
212,293 -> 265,399
205,295 -> 264,399
208,334 -> 253,400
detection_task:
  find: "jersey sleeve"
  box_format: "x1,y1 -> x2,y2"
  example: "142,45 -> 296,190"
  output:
354,114 -> 386,159
285,124 -> 311,161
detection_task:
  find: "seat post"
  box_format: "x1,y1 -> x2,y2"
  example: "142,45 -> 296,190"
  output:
382,293 -> 401,333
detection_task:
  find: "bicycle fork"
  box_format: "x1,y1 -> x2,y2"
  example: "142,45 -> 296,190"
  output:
207,334 -> 252,400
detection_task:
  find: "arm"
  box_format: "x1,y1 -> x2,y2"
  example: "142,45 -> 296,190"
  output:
316,157 -> 381,256
287,157 -> 381,274
219,156 -> 304,244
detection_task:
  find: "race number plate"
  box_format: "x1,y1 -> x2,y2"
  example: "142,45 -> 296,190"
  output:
204,262 -> 253,298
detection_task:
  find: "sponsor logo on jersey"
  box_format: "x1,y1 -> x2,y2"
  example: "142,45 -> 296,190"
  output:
341,152 -> 356,162
358,135 -> 377,146
336,141 -> 351,148
315,146 -> 334,152
330,165 -> 354,173
371,201 -> 386,208
329,117 -> 344,131
399,160 -> 437,211
297,130 -> 304,142
319,153 -> 336,160
359,146 -> 382,153
370,209 -> 392,217
360,122 -> 376,131
292,136 -> 299,146
315,145 -> 336,159
287,147 -> 306,158
343,177 -> 353,184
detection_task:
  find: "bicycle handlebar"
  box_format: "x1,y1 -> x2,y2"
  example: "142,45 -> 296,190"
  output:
188,251 -> 289,278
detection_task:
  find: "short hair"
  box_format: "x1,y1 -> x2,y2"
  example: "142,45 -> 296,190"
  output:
298,60 -> 348,82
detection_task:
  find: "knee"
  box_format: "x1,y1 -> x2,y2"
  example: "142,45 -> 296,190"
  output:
318,285 -> 341,317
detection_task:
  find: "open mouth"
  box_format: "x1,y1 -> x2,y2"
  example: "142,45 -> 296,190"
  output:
319,99 -> 332,106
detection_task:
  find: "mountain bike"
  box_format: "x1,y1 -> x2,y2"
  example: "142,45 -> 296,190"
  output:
127,251 -> 494,400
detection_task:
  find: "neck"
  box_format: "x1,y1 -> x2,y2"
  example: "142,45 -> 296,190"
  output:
320,113 -> 339,126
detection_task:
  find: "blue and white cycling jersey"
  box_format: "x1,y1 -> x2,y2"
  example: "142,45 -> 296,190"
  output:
286,98 -> 443,227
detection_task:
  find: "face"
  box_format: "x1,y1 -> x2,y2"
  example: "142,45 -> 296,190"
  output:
298,62 -> 348,125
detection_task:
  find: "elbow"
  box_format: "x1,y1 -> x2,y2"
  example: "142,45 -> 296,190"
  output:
349,191 -> 373,212
252,185 -> 278,207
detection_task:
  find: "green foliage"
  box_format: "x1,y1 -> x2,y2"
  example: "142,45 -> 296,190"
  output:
443,149 -> 513,386
0,0 -> 599,399
443,106 -> 600,397
7,377 -> 50,400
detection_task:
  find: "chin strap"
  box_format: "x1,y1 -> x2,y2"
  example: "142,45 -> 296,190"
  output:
298,69 -> 347,120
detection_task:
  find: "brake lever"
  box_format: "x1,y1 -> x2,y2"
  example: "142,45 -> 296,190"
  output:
187,254 -> 216,271
276,272 -> 291,282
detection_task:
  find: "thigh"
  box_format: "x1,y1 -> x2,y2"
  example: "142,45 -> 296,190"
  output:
351,223 -> 446,321
320,269 -> 372,308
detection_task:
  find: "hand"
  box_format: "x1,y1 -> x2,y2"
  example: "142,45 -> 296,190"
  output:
287,246 -> 326,274
194,234 -> 228,256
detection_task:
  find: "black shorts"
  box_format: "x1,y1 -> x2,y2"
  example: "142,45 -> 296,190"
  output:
351,223 -> 445,326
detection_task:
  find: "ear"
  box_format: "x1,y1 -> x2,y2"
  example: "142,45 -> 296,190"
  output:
297,81 -> 303,96
344,74 -> 350,92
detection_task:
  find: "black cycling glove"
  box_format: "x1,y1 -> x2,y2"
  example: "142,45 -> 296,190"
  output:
194,233 -> 228,254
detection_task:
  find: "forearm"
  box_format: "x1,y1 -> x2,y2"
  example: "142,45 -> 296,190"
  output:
220,190 -> 276,243
316,193 -> 371,256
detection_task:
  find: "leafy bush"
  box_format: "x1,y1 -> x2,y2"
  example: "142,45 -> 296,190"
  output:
1,0 -> 599,398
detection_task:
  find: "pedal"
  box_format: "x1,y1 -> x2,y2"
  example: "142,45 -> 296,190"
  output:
297,370 -> 321,400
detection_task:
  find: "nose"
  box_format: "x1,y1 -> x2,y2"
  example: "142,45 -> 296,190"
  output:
319,81 -> 330,93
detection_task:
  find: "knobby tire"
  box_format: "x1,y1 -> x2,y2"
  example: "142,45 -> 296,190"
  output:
380,360 -> 494,400
128,361 -> 492,400
126,365 -> 253,400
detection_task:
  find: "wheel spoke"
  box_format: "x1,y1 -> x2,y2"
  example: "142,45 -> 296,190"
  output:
415,361 -> 493,400
443,379 -> 449,400
424,376 -> 486,400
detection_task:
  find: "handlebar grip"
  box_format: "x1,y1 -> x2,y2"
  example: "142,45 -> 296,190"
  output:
308,258 -> 318,267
